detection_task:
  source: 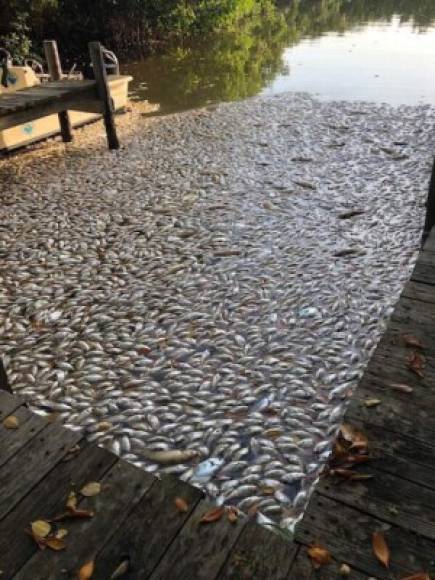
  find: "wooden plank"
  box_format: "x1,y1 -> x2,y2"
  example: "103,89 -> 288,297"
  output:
13,460 -> 155,579
412,261 -> 435,285
218,521 -> 297,580
403,279 -> 435,304
0,403 -> 47,468
95,475 -> 203,579
0,90 -> 103,131
149,500 -> 246,580
0,421 -> 81,520
295,493 -> 435,579
288,547 -> 369,579
0,390 -> 24,420
0,443 -> 117,578
342,418 -> 435,490
317,466 -> 435,540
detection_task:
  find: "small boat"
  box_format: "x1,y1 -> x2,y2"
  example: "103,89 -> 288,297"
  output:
0,49 -> 132,152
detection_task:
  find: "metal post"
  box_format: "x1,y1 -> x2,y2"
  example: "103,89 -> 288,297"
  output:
88,42 -> 120,150
43,40 -> 73,143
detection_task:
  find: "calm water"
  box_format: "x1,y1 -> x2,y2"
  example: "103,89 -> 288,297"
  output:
124,0 -> 435,115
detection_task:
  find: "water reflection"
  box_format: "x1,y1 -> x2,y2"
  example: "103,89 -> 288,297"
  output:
125,0 -> 435,114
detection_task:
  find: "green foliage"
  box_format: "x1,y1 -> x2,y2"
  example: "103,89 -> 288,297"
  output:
1,0 -> 435,61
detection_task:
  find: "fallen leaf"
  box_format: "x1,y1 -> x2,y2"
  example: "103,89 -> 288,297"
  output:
364,398 -> 381,408
3,415 -> 19,429
80,482 -> 101,497
339,424 -> 354,442
339,563 -> 351,576
174,497 -> 188,513
46,537 -> 66,551
200,506 -> 225,524
66,507 -> 95,519
79,560 -> 95,580
227,507 -> 239,523
307,544 -> 332,569
62,444 -> 81,462
372,531 -> 390,568
400,573 -> 431,580
31,520 -> 51,538
66,491 -> 78,509
260,485 -> 276,495
55,528 -> 68,540
388,382 -> 413,394
408,351 -> 425,378
402,334 -> 423,349
109,560 -> 130,579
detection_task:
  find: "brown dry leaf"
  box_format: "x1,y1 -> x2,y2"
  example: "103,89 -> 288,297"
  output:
408,351 -> 425,378
364,399 -> 381,408
31,520 -> 51,538
400,574 -> 431,580
78,560 -> 95,580
402,334 -> 424,349
200,506 -> 225,524
3,415 -> 19,429
389,382 -> 414,394
372,532 -> 390,568
174,497 -> 189,513
46,537 -> 66,551
66,491 -> 78,509
227,507 -> 239,524
307,544 -> 332,569
263,428 -> 283,440
339,424 -> 355,443
80,482 -> 101,497
62,444 -> 81,462
66,507 -> 95,519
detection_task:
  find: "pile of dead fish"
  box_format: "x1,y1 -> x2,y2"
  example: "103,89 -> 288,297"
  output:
0,93 -> 433,531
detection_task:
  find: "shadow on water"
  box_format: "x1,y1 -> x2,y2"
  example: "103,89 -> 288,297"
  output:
124,0 -> 435,115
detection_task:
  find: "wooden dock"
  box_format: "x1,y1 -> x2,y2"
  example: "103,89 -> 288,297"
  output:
0,41 -> 122,149
2,228 -> 435,578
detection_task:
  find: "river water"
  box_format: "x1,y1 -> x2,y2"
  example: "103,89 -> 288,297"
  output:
124,0 -> 435,115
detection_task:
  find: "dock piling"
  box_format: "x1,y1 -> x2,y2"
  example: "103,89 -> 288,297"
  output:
88,41 -> 120,150
43,40 -> 73,143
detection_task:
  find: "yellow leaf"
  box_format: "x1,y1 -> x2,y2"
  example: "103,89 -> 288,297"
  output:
174,497 -> 188,513
307,544 -> 332,569
31,520 -> 51,538
78,560 -> 95,580
339,563 -> 351,576
3,415 -> 19,429
66,491 -> 77,509
364,399 -> 381,408
80,482 -> 101,497
200,506 -> 225,524
372,531 -> 390,568
46,537 -> 66,551
55,528 -> 68,539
